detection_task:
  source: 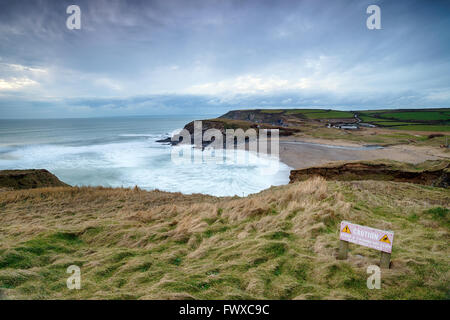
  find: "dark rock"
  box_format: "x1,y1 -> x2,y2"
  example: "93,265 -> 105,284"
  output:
155,137 -> 172,143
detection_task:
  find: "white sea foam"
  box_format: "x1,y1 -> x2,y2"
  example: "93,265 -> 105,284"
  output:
0,139 -> 291,197
118,133 -> 160,138
169,128 -> 183,137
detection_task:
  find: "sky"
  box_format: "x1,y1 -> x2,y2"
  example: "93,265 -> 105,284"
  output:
0,0 -> 449,118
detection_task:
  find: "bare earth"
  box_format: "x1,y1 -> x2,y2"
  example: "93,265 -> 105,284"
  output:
278,137 -> 450,169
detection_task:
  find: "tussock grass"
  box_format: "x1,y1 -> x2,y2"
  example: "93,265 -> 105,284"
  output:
0,178 -> 448,299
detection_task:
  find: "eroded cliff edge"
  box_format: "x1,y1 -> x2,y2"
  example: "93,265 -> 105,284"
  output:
289,160 -> 449,188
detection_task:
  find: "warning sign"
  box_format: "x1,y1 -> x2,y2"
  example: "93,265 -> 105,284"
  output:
339,221 -> 394,253
342,225 -> 351,234
379,234 -> 391,244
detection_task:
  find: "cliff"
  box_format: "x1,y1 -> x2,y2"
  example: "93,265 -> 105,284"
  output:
160,118 -> 300,147
0,169 -> 69,190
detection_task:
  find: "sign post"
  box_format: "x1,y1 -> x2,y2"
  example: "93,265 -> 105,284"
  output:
338,221 -> 394,269
338,239 -> 349,260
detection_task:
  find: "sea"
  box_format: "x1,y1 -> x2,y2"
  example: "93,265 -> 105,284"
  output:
0,116 -> 291,197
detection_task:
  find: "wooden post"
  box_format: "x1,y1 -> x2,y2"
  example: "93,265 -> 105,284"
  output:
338,240 -> 349,260
380,251 -> 391,269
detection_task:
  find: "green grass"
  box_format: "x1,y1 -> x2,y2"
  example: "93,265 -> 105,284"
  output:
356,111 -> 450,131
0,233 -> 84,272
379,111 -> 450,121
260,109 -> 284,114
371,122 -> 413,126
305,111 -> 354,119
423,207 -> 449,228
392,125 -> 450,132
424,207 -> 449,219
351,110 -> 450,132
358,114 -> 384,122
285,109 -> 329,115
260,109 -> 355,119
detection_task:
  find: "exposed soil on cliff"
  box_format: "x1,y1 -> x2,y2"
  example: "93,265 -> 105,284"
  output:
289,160 -> 449,188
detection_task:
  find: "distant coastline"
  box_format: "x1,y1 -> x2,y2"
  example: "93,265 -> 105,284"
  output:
163,108 -> 450,170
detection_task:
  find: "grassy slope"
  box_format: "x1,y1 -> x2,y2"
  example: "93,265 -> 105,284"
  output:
0,178 -> 449,300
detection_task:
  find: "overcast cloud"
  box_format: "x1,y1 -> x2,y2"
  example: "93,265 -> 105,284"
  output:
0,0 -> 449,118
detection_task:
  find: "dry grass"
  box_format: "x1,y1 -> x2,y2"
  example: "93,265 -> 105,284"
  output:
0,178 -> 448,300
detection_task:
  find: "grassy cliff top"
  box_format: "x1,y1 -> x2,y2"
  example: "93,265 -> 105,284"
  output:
0,169 -> 69,190
219,108 -> 450,132
0,178 -> 448,299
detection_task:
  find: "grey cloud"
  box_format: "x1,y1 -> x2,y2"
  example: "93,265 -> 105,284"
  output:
0,0 -> 449,118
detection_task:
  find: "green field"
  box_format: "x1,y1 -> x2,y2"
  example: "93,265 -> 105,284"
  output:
304,111 -> 354,119
378,111 -> 450,121
260,109 -> 284,114
268,109 -> 355,119
285,109 -> 329,115
355,109 -> 449,131
358,114 -> 383,122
